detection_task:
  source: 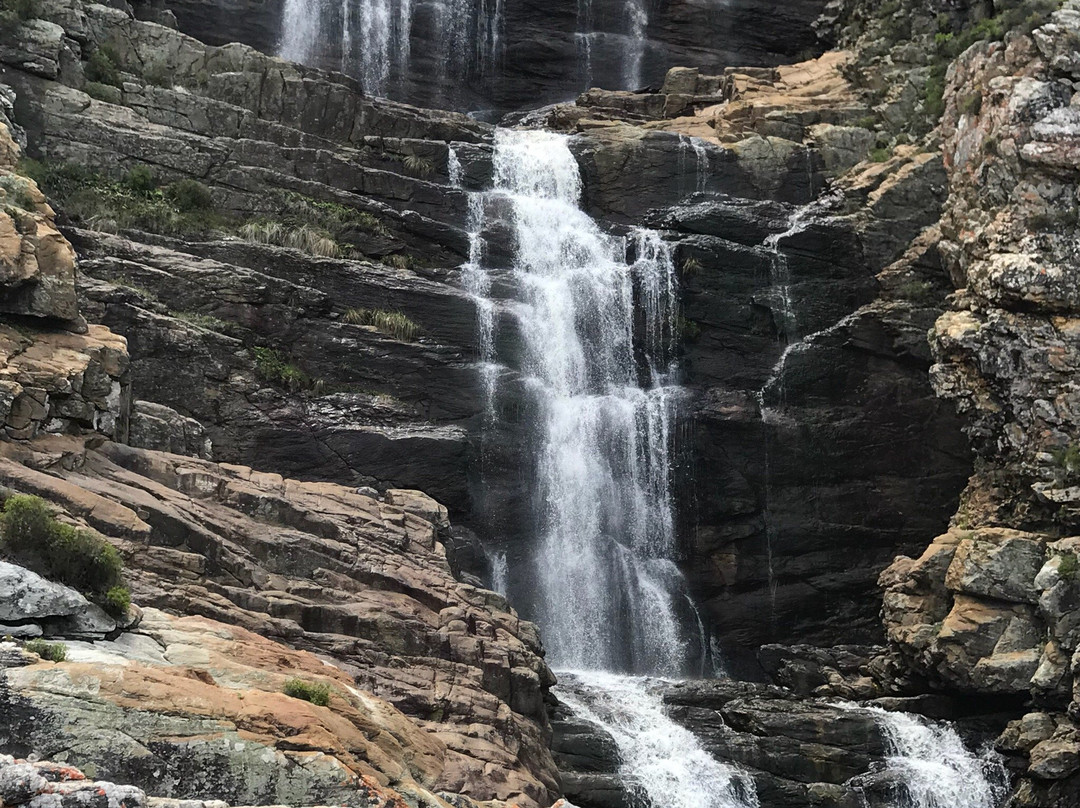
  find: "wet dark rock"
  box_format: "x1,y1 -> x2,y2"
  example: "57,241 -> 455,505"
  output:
158,0 -> 829,115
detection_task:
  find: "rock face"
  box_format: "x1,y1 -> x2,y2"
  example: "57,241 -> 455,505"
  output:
0,0 -> 976,653
872,1 -> 1080,803
0,606 -> 506,808
0,434 -> 558,806
529,52 -> 970,650
157,0 -> 831,114
0,121 -> 78,325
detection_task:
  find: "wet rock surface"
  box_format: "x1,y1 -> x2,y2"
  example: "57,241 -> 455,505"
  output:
157,0 -> 830,115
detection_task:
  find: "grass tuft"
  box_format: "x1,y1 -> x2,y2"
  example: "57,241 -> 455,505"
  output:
24,639 -> 66,662
343,308 -> 420,342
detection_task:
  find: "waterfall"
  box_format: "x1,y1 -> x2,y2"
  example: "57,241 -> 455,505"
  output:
488,549 -> 508,595
623,0 -> 648,88
278,0 -> 500,97
557,672 -> 759,808
842,704 -> 1009,808
466,128 -> 699,676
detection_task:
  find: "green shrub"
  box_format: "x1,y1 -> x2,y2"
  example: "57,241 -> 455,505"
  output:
869,147 -> 892,163
0,175 -> 37,211
283,678 -> 331,706
678,316 -> 701,343
84,82 -> 121,103
22,159 -> 224,237
1,495 -> 124,598
85,47 -> 122,88
252,346 -> 312,392
103,585 -> 131,617
894,278 -> 936,302
922,63 -> 947,120
143,63 -> 174,88
983,135 -> 999,155
125,165 -> 157,195
165,178 -> 214,212
1058,552 -> 1078,581
959,92 -> 983,116
343,308 -> 420,342
0,0 -> 37,25
24,639 -> 67,662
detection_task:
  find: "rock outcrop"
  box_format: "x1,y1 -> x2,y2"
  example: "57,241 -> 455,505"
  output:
0,435 -> 559,806
870,1 -> 1080,803
0,0 -> 977,654
0,120 -> 78,325
0,62 -> 558,806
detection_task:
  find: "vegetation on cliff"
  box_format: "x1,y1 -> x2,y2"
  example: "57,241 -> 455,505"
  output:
0,495 -> 130,617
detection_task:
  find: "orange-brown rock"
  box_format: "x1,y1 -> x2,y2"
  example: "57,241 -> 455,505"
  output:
0,122 -> 78,323
0,436 -> 558,807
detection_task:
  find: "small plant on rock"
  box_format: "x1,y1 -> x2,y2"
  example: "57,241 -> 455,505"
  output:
104,585 -> 131,617
959,92 -> 983,116
402,153 -> 435,177
1050,444 -> 1080,481
1058,552 -> 1079,581
283,678 -> 331,706
24,639 -> 67,662
343,308 -> 420,342
0,495 -> 131,613
251,346 -> 312,392
85,46 -> 123,88
238,221 -> 342,258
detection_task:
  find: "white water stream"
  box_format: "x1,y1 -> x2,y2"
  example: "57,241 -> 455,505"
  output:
841,703 -> 1009,808
466,129 -> 698,675
279,0 -> 653,98
558,672 -> 758,808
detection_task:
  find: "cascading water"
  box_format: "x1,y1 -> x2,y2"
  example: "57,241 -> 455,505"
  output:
467,129 -> 698,675
281,0 -> 651,100
841,704 -> 1009,808
279,0 -> 499,97
557,672 -> 759,808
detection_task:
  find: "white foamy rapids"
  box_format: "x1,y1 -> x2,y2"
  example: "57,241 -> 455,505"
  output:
557,672 -> 759,808
481,128 -> 697,675
843,704 -> 1009,808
